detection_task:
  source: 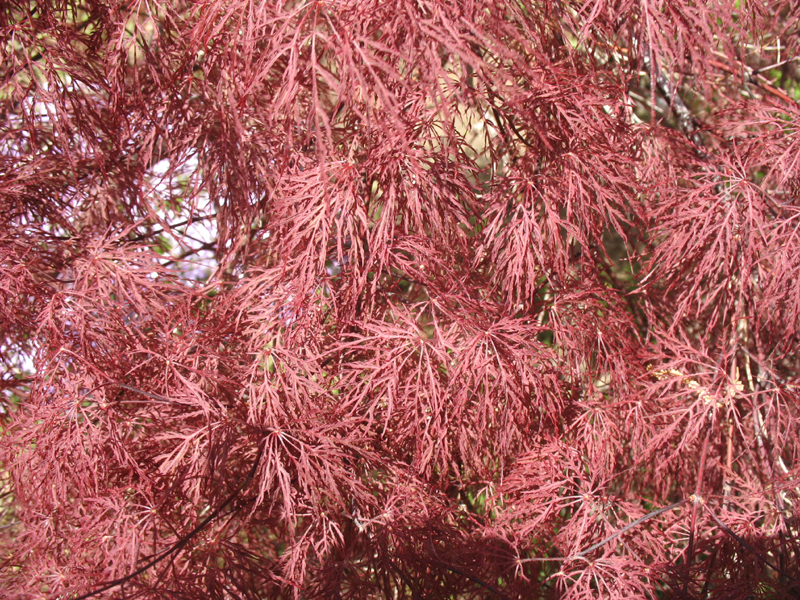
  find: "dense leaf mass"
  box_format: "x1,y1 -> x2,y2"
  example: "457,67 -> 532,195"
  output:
2,0 -> 800,598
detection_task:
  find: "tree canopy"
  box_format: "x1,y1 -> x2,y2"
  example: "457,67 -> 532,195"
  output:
2,0 -> 800,598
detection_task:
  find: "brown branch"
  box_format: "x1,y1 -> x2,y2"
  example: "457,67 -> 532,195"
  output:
641,42 -> 706,154
708,58 -> 800,108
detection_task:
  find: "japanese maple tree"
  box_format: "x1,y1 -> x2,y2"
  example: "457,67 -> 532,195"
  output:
2,0 -> 800,598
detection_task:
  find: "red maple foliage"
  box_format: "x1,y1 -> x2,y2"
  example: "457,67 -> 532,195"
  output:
2,0 -> 800,598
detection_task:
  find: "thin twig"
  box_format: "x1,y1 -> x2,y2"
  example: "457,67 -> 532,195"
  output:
518,499 -> 690,564
703,503 -> 799,584
66,439 -> 265,600
577,499 -> 689,557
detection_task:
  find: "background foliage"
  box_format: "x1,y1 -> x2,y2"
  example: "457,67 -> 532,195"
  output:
2,0 -> 800,598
